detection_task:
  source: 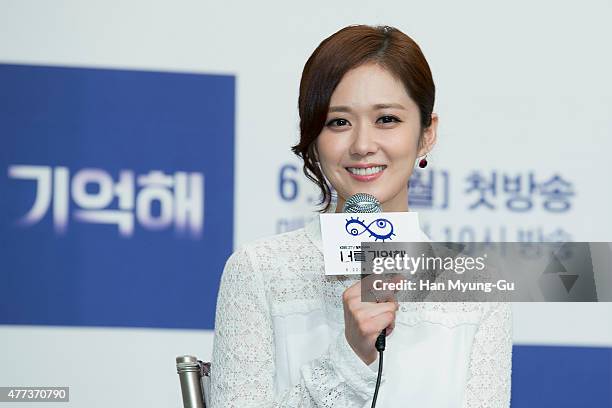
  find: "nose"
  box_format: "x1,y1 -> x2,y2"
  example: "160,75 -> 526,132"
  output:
349,124 -> 378,157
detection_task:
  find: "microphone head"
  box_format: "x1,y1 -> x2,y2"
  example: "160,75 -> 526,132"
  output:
342,193 -> 382,213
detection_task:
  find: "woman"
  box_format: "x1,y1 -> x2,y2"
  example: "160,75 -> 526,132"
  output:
211,25 -> 512,407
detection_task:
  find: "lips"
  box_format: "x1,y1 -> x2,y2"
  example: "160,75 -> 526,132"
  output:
345,165 -> 387,181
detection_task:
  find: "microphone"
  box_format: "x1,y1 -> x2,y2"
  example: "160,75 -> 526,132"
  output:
342,193 -> 382,214
342,193 -> 387,408
341,193 -> 387,351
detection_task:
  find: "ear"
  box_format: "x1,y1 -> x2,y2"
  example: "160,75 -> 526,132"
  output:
417,113 -> 438,157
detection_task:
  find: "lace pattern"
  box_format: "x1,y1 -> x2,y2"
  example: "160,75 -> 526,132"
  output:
210,224 -> 512,407
210,241 -> 379,407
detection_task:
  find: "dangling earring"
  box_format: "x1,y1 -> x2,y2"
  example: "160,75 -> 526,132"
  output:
418,155 -> 428,168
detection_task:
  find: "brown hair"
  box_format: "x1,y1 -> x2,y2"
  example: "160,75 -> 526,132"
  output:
291,25 -> 436,212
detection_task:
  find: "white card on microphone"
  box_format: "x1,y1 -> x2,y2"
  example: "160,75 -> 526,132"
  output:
320,212 -> 425,276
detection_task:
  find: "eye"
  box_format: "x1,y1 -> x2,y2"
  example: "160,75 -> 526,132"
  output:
376,115 -> 402,125
326,118 -> 350,128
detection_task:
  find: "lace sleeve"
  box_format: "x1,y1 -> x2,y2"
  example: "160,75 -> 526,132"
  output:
462,302 -> 513,408
210,247 -> 380,408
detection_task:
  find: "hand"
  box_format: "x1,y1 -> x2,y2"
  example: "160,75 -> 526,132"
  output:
342,274 -> 400,365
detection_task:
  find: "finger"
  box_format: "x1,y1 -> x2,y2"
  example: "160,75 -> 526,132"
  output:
347,278 -> 371,297
379,273 -> 405,295
369,311 -> 397,334
385,320 -> 395,336
352,304 -> 396,324
362,273 -> 404,302
364,302 -> 398,318
349,297 -> 398,316
342,281 -> 362,302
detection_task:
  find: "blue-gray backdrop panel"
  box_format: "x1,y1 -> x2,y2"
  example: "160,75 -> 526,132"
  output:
0,64 -> 234,329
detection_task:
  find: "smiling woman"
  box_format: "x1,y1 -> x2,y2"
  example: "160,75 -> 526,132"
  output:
314,62 -> 437,212
292,25 -> 437,213
211,24 -> 512,408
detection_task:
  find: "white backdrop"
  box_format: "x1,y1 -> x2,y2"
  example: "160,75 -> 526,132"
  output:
1,0 -> 611,407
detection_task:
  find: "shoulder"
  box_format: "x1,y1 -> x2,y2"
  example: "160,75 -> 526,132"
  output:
238,227 -> 317,267
242,227 -> 311,258
219,229 -> 308,292
223,227 -> 321,277
221,227 -> 324,308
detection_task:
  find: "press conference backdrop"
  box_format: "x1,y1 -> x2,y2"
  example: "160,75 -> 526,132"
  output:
1,1 -> 611,407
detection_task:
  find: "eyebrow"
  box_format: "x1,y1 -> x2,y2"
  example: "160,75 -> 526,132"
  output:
328,103 -> 407,113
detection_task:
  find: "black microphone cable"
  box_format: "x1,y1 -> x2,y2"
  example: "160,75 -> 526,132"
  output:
371,328 -> 386,408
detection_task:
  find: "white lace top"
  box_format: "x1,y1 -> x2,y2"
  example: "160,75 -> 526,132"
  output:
211,215 -> 512,407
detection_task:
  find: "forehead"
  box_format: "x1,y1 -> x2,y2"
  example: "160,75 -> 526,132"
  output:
329,62 -> 414,108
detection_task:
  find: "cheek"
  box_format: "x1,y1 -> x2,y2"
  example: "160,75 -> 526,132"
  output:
385,133 -> 420,161
316,133 -> 343,166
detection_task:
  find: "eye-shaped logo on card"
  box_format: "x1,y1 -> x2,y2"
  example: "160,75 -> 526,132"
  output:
345,217 -> 396,242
